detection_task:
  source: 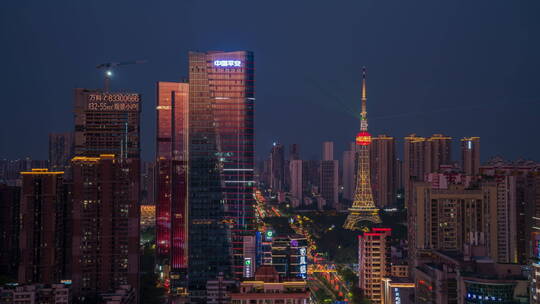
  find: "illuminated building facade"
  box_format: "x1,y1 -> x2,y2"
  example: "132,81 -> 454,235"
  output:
18,169 -> 67,285
71,155 -> 139,299
344,68 -> 381,229
480,157 -> 540,264
261,230 -> 274,266
72,89 -> 141,299
403,133 -> 451,211
271,235 -> 308,280
409,182 -> 496,268
382,278 -> 415,304
140,205 -> 156,229
370,135 -> 396,208
459,267 -> 529,304
230,266 -> 310,304
188,51 -> 255,300
74,89 -> 140,159
415,251 -> 530,304
155,81 -> 190,291
358,228 -> 392,303
461,137 -> 480,176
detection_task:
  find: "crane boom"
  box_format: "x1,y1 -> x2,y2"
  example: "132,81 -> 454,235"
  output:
96,60 -> 148,69
96,59 -> 147,91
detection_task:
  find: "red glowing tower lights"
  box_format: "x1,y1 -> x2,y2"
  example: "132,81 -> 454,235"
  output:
356,131 -> 372,146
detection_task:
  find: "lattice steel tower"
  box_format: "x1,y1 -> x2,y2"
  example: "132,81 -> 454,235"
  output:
343,68 -> 382,230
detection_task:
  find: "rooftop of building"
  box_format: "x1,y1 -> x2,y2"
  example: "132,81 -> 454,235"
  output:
460,263 -> 528,282
417,251 -> 528,282
20,168 -> 64,175
0,283 -> 70,292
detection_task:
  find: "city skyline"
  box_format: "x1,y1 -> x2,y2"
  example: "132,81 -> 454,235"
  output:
1,1 -> 539,162
1,2 -> 540,304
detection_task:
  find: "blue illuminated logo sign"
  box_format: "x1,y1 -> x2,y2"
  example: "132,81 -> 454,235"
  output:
299,247 -> 307,279
214,60 -> 241,67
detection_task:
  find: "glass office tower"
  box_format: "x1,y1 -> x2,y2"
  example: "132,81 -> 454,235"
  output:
188,51 -> 255,302
155,82 -> 189,293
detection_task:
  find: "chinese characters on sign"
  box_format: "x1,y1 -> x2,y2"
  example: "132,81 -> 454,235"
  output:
86,93 -> 140,111
213,60 -> 242,67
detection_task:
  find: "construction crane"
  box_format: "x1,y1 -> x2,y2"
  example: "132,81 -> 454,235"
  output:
96,60 -> 147,92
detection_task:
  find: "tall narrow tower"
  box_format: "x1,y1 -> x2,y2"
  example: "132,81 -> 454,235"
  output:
344,68 -> 382,230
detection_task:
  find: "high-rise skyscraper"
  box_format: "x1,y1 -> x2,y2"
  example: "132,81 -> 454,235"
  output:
322,141 -> 334,161
528,171 -> 540,264
342,150 -> 356,201
403,133 -> 451,209
302,160 -> 320,196
0,184 -> 20,279
72,89 -> 141,300
425,134 -> 452,174
370,135 -> 396,208
74,89 -> 140,159
408,181 -> 497,270
289,144 -> 300,161
289,160 -> 303,206
188,51 -> 255,301
71,155 -> 140,299
481,157 -> 536,264
140,161 -> 155,205
358,228 -> 392,303
461,137 -> 480,175
320,141 -> 338,209
403,134 -> 426,204
344,68 -> 381,229
48,132 -> 74,172
18,169 -> 68,285
284,144 -> 300,192
269,143 -> 285,192
320,160 -> 339,209
155,81 -> 190,293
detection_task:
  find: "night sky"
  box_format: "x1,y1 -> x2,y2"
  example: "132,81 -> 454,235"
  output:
1,0 -> 539,162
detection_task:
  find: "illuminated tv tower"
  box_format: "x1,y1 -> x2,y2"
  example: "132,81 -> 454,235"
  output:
343,67 -> 381,230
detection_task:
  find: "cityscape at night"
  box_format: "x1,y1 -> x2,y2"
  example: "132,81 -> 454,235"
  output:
1,1 -> 540,304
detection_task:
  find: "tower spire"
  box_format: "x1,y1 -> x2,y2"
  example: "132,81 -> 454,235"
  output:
360,67 -> 368,132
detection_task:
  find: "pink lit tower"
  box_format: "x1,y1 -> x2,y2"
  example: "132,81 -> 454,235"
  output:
343,68 -> 382,230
